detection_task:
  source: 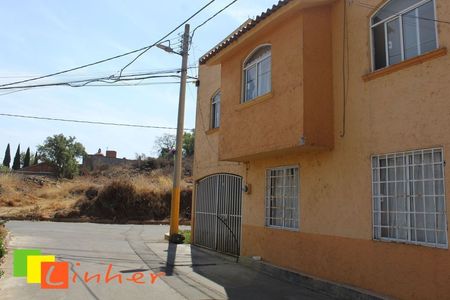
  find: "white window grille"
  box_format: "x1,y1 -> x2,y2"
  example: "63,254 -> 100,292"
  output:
265,166 -> 299,230
371,0 -> 438,70
243,45 -> 271,102
372,148 -> 448,248
211,91 -> 220,129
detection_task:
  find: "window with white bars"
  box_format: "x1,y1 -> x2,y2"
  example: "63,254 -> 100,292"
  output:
265,166 -> 299,230
372,148 -> 448,248
371,0 -> 438,71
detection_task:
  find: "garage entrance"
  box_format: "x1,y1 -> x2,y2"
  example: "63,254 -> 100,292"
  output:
194,174 -> 242,256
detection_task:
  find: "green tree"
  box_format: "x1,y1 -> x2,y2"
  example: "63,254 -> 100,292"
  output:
154,133 -> 176,159
33,153 -> 38,165
182,131 -> 195,157
23,147 -> 31,168
2,144 -> 11,168
37,134 -> 86,179
154,132 -> 195,159
12,145 -> 20,170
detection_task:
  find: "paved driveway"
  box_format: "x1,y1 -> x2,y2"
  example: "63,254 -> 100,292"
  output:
0,221 -> 334,300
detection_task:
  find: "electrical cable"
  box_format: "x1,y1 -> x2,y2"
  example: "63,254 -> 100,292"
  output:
116,0 -> 216,78
0,0 -> 216,88
0,65 -> 198,80
190,0 -> 239,47
0,113 -> 194,131
0,73 -> 198,90
340,0 -> 348,138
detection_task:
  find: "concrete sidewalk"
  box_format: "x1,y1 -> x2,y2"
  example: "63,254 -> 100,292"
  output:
125,224 -> 335,299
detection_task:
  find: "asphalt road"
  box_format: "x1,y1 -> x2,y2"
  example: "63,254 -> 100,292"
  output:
0,221 -> 334,300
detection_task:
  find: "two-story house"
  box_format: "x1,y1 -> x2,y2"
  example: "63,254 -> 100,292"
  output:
192,0 -> 450,299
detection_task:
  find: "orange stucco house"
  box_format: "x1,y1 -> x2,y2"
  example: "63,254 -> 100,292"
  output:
192,0 -> 450,299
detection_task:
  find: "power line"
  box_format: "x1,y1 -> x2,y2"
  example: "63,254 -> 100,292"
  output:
0,72 -> 198,91
190,0 -> 239,46
0,88 -> 32,96
0,81 -> 198,97
75,81 -> 197,87
0,113 -> 195,131
116,0 -> 216,79
0,66 -> 199,80
0,0 -> 216,88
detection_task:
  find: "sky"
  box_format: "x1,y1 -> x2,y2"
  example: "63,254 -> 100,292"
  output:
0,0 -> 277,160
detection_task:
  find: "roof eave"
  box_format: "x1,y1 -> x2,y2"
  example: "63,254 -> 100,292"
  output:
200,0 -> 335,65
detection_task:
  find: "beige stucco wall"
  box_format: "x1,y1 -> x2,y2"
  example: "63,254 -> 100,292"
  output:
216,5 -> 334,162
192,64 -> 244,181
193,0 -> 450,299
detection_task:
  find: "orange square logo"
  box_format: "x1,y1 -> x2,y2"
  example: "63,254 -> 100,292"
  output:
41,262 -> 69,289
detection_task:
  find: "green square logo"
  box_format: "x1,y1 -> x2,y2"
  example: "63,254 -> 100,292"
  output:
13,249 -> 41,277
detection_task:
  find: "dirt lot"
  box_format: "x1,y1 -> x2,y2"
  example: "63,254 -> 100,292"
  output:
0,166 -> 192,223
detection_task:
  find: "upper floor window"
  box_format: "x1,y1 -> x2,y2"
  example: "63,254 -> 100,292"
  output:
243,45 -> 271,102
371,0 -> 438,71
211,91 -> 220,129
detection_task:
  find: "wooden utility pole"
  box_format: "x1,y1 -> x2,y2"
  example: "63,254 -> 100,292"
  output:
169,24 -> 190,242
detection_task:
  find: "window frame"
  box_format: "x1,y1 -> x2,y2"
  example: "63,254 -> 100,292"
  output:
211,90 -> 221,129
242,44 -> 272,103
265,165 -> 300,231
371,147 -> 448,249
370,0 -> 439,71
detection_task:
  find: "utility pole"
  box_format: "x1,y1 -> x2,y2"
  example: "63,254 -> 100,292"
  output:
169,23 -> 190,242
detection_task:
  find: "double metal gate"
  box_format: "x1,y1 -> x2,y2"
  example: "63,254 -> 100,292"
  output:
194,174 -> 242,256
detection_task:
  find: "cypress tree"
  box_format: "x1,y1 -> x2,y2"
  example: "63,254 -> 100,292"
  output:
33,153 -> 38,165
23,147 -> 31,168
2,143 -> 11,168
12,145 -> 21,170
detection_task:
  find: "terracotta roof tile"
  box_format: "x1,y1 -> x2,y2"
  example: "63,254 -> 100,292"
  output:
199,0 -> 293,64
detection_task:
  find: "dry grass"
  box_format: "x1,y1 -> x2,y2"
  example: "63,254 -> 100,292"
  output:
0,168 -> 192,222
0,174 -> 101,219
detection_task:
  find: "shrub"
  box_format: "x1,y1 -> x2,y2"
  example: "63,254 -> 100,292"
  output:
0,238 -> 5,259
139,157 -> 172,171
0,166 -> 9,174
77,180 -> 192,222
95,180 -> 137,222
0,225 -> 7,262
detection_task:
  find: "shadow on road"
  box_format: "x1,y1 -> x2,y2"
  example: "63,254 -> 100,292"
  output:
162,242 -> 334,300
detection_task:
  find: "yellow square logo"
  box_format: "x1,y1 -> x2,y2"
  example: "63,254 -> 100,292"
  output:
26,255 -> 55,284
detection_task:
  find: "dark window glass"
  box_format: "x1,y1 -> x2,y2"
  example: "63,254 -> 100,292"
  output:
387,18 -> 402,65
418,1 -> 437,53
211,92 -> 220,128
373,24 -> 387,70
403,10 -> 419,59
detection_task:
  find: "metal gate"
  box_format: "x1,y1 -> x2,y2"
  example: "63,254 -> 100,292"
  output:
194,174 -> 242,256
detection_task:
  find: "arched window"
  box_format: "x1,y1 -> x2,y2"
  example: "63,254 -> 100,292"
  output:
243,45 -> 271,102
371,0 -> 437,70
211,91 -> 221,129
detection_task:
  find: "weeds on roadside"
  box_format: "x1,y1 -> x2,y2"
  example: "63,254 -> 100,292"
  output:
0,225 -> 6,278
180,230 -> 191,244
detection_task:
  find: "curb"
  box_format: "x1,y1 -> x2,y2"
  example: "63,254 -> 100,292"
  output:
0,217 -> 191,226
0,223 -> 10,275
239,257 -> 387,300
